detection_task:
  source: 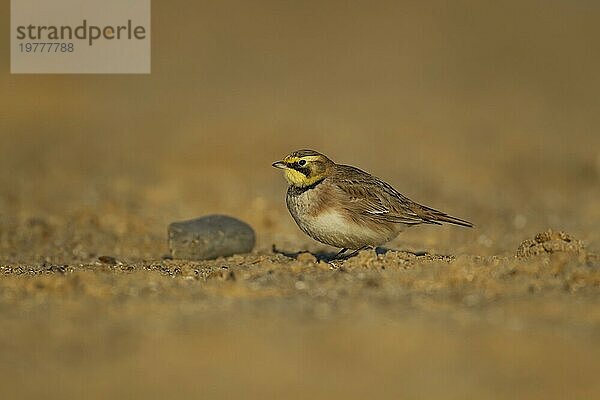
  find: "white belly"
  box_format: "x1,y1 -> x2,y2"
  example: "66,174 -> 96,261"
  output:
294,209 -> 398,249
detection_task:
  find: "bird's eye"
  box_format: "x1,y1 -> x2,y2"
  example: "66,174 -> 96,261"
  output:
298,160 -> 306,166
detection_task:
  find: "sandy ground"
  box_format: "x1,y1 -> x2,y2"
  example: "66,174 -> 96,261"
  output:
1,1 -> 600,398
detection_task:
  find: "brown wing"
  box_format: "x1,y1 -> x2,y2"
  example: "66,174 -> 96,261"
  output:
332,165 -> 473,227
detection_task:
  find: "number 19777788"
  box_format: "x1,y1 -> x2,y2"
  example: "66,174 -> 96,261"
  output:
19,42 -> 74,52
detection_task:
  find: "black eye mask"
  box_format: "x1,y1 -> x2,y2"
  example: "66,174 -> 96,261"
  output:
289,161 -> 311,177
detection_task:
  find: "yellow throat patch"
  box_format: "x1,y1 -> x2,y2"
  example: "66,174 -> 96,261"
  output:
282,155 -> 324,187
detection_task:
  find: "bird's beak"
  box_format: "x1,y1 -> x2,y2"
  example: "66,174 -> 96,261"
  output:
272,161 -> 287,169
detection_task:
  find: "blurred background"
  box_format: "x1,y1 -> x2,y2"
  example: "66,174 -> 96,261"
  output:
2,0 -> 599,260
1,0 -> 599,398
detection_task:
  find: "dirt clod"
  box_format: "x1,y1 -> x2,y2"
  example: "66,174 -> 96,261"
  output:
516,229 -> 585,259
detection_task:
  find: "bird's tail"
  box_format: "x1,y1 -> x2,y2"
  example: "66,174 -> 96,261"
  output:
417,205 -> 474,228
430,212 -> 473,228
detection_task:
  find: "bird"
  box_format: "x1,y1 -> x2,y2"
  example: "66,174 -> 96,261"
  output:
272,149 -> 472,258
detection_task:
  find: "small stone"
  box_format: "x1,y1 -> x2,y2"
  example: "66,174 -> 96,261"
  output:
98,255 -> 118,265
168,215 -> 255,260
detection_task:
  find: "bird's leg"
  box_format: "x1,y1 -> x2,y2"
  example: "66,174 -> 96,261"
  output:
326,248 -> 349,268
327,246 -> 374,269
333,248 -> 349,260
340,246 -> 372,259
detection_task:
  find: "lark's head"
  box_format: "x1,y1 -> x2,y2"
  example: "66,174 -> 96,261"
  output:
272,149 -> 334,187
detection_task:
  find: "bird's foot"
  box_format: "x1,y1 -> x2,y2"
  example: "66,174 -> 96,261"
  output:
329,246 -> 372,262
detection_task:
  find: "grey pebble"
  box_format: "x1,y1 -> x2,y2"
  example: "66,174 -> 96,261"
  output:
168,215 -> 255,260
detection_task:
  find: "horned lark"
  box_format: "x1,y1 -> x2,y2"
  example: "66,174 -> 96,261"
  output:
272,149 -> 472,256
